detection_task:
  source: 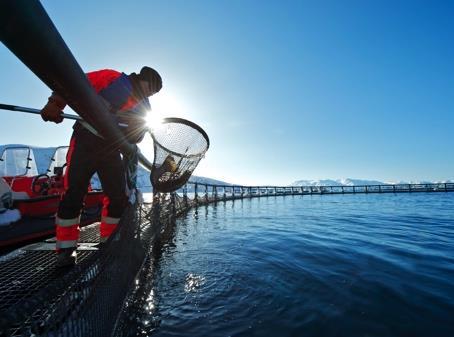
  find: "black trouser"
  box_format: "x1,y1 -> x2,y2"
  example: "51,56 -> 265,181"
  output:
58,127 -> 127,219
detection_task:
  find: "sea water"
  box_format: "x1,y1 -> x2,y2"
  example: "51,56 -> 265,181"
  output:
137,193 -> 454,337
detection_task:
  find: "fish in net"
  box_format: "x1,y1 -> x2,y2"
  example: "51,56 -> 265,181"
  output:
149,117 -> 209,193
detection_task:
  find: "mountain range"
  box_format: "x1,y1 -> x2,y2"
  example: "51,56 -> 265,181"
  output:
290,178 -> 454,186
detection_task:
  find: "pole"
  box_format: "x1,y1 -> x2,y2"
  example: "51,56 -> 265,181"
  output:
0,103 -> 128,127
0,0 -> 135,157
0,103 -> 154,171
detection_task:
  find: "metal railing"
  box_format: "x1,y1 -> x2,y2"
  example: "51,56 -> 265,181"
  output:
177,182 -> 454,205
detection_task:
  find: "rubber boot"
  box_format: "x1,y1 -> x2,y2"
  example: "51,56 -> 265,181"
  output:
56,248 -> 77,267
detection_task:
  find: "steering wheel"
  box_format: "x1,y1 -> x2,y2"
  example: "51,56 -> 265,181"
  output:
31,174 -> 51,195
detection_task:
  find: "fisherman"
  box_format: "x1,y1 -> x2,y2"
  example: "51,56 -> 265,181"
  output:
40,66 -> 162,267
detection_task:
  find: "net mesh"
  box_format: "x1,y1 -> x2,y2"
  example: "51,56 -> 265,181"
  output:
150,119 -> 209,193
0,204 -> 143,336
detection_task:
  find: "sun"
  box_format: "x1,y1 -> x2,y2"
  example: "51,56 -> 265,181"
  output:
146,91 -> 187,129
145,112 -> 164,131
140,91 -> 186,159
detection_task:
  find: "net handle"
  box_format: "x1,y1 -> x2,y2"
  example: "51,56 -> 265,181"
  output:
149,117 -> 210,158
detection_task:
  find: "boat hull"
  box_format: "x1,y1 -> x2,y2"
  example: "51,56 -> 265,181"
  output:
0,191 -> 103,251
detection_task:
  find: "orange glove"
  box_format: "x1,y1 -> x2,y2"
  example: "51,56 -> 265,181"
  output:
41,93 -> 66,124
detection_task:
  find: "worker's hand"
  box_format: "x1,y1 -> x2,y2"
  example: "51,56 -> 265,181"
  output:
41,93 -> 66,124
41,101 -> 64,123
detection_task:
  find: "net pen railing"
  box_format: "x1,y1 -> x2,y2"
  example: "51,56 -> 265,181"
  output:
174,182 -> 454,203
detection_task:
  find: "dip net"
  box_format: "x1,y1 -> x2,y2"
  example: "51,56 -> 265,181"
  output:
150,118 -> 209,193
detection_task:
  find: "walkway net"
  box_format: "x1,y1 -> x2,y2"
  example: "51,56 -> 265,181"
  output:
0,193 -> 191,337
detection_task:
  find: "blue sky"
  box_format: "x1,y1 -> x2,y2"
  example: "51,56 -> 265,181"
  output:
1,0 -> 453,185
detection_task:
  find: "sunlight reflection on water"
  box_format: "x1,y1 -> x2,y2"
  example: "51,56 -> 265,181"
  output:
184,273 -> 206,293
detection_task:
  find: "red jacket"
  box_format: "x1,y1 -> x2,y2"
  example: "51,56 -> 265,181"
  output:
86,69 -> 150,113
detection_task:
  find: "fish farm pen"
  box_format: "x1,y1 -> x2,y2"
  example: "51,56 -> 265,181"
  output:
190,182 -> 454,199
0,181 -> 453,336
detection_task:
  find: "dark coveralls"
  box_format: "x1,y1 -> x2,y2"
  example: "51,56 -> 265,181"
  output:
56,69 -> 150,250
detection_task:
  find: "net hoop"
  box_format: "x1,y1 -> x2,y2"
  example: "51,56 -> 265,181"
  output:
149,117 -> 209,193
149,117 -> 210,158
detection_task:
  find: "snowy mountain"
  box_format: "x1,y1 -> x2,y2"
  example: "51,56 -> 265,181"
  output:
291,178 -> 454,186
133,167 -> 231,192
189,176 -> 230,186
386,179 -> 454,185
291,178 -> 385,186
88,165 -> 152,191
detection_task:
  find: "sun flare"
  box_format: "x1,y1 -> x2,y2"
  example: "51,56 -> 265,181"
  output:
140,91 -> 187,158
145,92 -> 184,130
145,113 -> 164,130
154,92 -> 184,115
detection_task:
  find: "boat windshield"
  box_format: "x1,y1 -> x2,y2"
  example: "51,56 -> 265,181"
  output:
47,146 -> 69,176
0,146 -> 38,177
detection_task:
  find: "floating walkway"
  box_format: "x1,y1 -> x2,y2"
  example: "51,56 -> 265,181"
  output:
186,182 -> 454,203
1,181 -> 453,336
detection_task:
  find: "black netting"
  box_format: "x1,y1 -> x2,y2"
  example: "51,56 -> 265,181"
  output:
0,204 -> 143,337
150,118 -> 209,193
